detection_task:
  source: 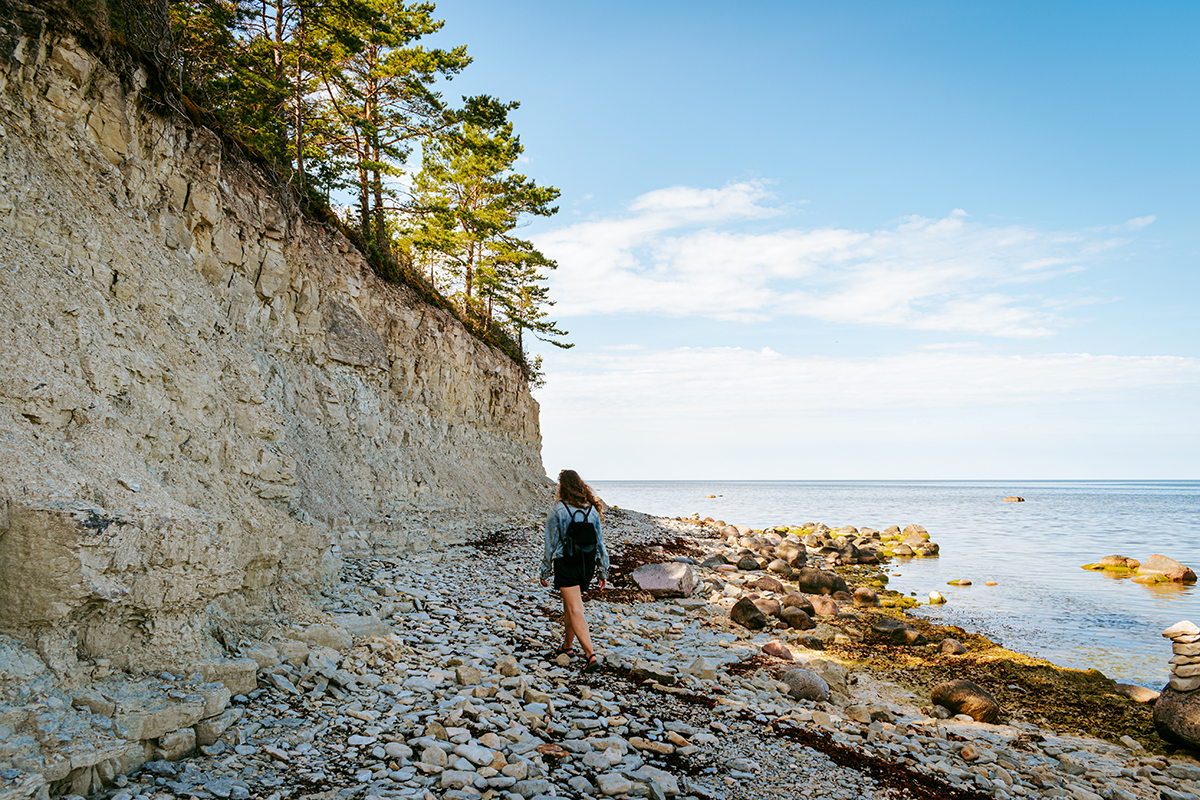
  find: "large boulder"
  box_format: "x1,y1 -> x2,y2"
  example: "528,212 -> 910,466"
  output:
1135,555 -> 1197,584
729,597 -> 769,630
749,575 -> 786,594
781,606 -> 815,630
736,554 -> 762,571
780,668 -> 829,702
852,587 -> 880,607
793,567 -> 849,596
751,596 -> 782,618
930,680 -> 1000,723
1154,686 -> 1200,749
871,618 -> 926,645
781,593 -> 815,616
631,562 -> 697,597
808,595 -> 839,617
775,541 -> 807,568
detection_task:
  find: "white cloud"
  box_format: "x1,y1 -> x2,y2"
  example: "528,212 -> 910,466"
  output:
535,184 -> 1146,337
538,347 -> 1200,415
1123,215 -> 1156,229
536,347 -> 1200,479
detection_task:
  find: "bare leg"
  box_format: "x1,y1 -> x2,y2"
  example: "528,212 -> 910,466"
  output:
559,586 -> 594,657
561,604 -> 576,651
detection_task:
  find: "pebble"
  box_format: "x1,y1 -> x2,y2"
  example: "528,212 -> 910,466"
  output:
44,509 -> 1189,800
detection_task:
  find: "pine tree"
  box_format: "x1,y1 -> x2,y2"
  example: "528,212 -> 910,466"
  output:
407,111 -> 568,350
315,0 -> 469,255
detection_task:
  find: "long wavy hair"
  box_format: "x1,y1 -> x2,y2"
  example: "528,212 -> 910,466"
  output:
555,469 -> 603,516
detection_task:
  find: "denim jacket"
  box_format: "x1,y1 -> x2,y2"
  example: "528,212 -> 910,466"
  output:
540,502 -> 610,582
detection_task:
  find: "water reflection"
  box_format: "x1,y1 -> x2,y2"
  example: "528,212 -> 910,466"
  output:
1140,581 -> 1195,601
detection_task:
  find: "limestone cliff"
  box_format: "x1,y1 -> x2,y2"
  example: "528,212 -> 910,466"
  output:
0,17 -> 547,678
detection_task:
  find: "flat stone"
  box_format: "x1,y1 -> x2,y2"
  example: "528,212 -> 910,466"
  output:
454,743 -> 494,766
630,562 -> 697,597
1164,621 -> 1200,638
629,737 -> 674,755
596,772 -> 634,796
441,770 -> 476,790
194,659 -> 259,696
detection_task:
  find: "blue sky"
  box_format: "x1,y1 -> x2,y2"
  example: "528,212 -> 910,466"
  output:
426,1 -> 1199,479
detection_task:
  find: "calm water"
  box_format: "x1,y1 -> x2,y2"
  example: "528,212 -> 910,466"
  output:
591,480 -> 1200,688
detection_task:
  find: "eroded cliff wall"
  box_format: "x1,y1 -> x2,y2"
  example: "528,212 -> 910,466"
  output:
0,18 -> 546,677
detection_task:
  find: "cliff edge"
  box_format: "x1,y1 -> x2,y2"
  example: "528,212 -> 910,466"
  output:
0,12 -> 547,680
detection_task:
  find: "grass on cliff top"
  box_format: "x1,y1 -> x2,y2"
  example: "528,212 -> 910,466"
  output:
826,617 -> 1169,754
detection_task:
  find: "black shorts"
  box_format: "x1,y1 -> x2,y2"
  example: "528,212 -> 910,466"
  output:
553,552 -> 596,590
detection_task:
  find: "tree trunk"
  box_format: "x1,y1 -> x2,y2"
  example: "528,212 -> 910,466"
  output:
359,163 -> 370,239
371,135 -> 388,257
360,77 -> 375,240
293,13 -> 306,190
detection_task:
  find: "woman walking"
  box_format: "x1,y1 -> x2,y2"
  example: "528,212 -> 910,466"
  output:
540,469 -> 609,673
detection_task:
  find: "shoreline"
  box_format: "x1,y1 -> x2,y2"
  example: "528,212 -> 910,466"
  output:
4,504 -> 1196,800
599,509 -> 1174,752
591,479 -> 1198,691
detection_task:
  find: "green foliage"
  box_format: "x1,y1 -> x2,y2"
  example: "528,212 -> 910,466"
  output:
43,0 -> 569,374
160,0 -> 566,373
406,111 -> 570,350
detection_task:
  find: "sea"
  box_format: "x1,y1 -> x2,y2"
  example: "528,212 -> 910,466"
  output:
589,480 -> 1199,689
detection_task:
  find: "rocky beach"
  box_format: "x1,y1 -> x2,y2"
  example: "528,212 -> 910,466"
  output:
5,507 -> 1196,800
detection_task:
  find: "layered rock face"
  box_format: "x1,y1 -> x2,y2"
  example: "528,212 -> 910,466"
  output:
0,22 -> 546,677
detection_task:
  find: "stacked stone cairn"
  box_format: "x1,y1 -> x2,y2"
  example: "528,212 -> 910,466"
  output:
1153,620 -> 1200,751
1165,620 -> 1200,691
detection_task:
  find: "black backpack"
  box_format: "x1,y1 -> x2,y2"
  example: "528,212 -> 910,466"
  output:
565,505 -> 596,556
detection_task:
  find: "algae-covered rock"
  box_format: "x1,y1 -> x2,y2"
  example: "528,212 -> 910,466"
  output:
1082,554 -> 1141,573
1136,554 -> 1196,583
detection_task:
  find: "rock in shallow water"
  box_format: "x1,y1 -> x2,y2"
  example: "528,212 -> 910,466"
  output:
1135,554 -> 1196,583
